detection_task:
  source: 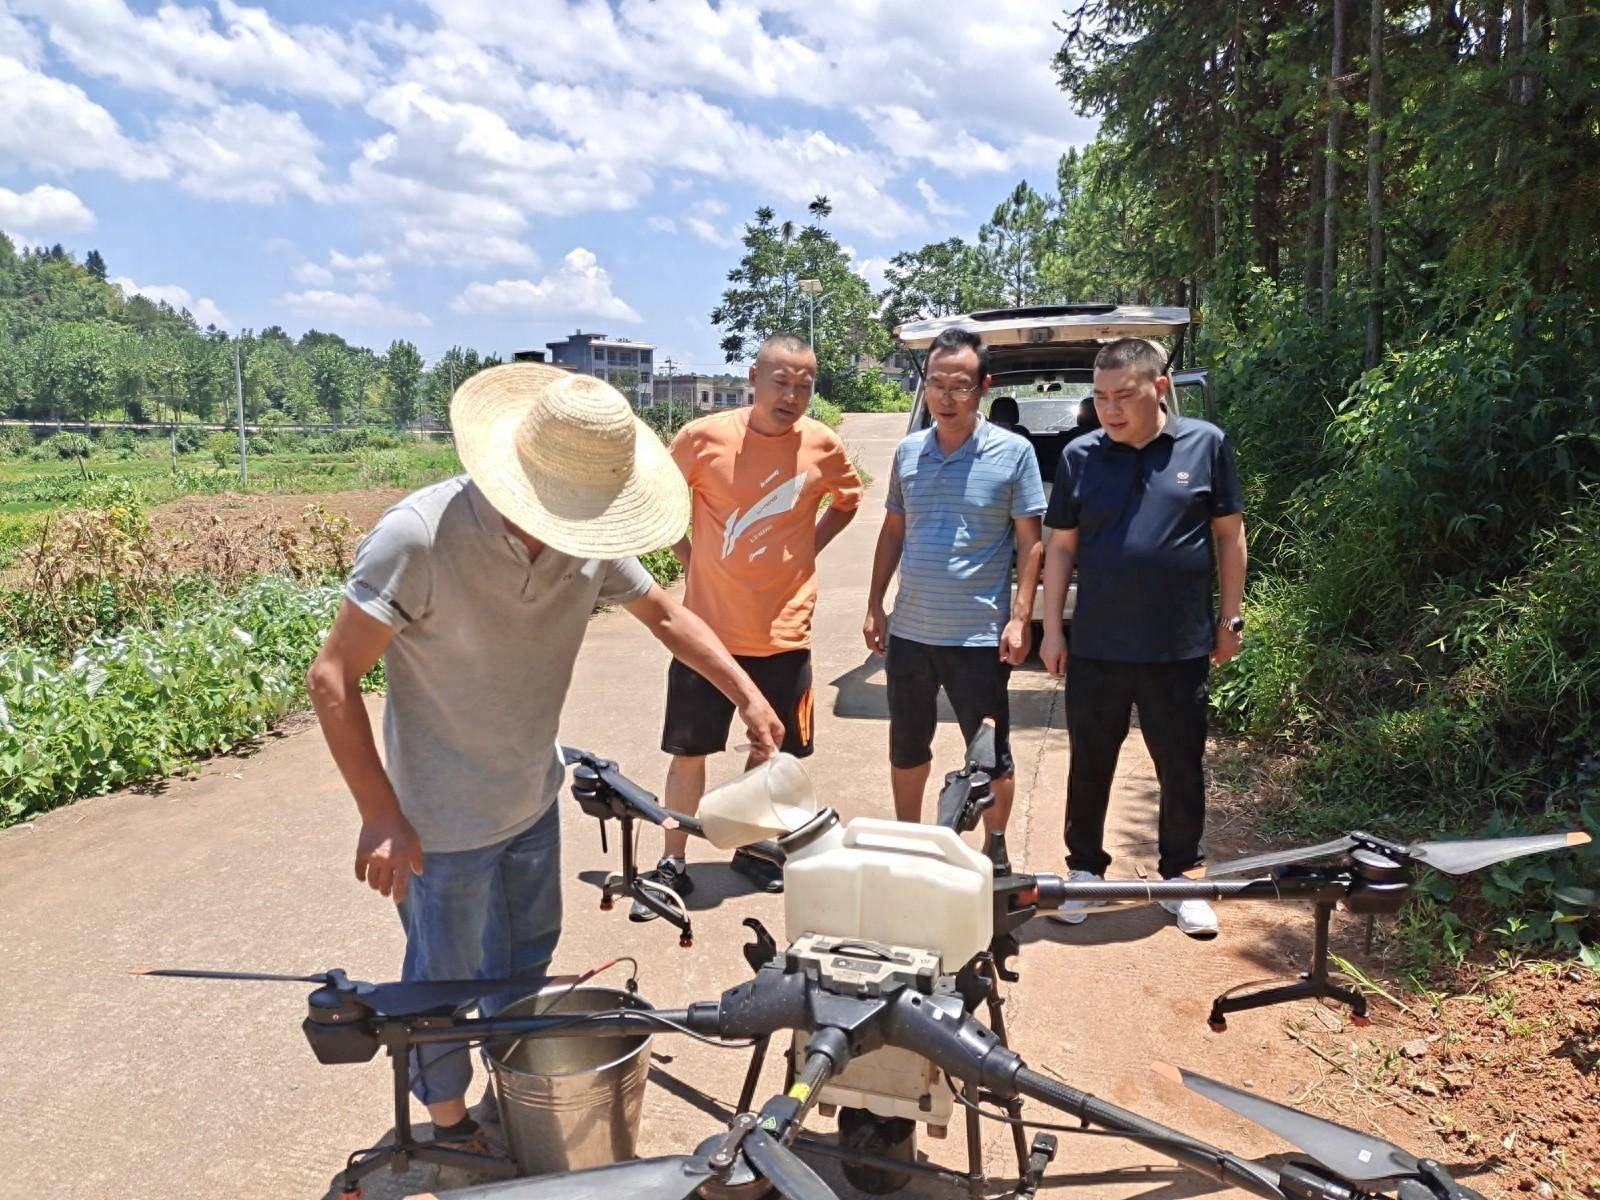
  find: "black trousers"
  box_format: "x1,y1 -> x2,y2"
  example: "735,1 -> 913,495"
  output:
1065,655 -> 1210,879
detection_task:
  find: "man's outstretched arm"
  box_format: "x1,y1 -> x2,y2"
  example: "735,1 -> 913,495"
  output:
623,584 -> 784,758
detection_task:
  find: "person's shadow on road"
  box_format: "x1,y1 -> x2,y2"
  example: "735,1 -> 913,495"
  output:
828,652 -> 1059,729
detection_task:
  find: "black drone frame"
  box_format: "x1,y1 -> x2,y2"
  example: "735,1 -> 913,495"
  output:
138,741 -> 1585,1200
562,743 -> 1496,1035
147,928 -> 1493,1200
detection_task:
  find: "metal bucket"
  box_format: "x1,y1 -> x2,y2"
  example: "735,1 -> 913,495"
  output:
485,985 -> 654,1176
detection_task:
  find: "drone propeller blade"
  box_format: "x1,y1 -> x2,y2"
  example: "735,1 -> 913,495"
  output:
420,1154 -> 715,1200
1204,836 -> 1358,879
130,968 -> 332,984
742,1128 -> 840,1200
1406,831 -> 1591,876
1153,1063 -> 1419,1183
964,720 -> 998,774
936,775 -> 974,830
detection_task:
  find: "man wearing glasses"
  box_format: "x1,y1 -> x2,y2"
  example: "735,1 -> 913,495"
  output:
864,327 -> 1046,872
633,334 -> 864,916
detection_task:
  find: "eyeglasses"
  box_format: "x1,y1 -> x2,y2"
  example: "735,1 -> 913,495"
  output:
927,379 -> 980,399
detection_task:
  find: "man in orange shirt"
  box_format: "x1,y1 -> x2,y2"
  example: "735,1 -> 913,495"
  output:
633,335 -> 863,916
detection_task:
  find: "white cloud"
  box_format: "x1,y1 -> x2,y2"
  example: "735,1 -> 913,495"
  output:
111,276 -> 231,329
424,0 -> 1090,172
915,177 -> 964,219
858,107 -> 1010,176
347,83 -> 630,266
0,54 -> 167,179
11,0 -> 374,105
645,215 -> 678,235
450,248 -> 641,323
292,261 -> 335,286
279,288 -> 432,328
685,217 -> 737,248
0,184 -> 95,238
854,255 -> 892,292
328,249 -> 391,292
519,83 -> 920,237
0,7 -> 43,66
158,103 -> 330,203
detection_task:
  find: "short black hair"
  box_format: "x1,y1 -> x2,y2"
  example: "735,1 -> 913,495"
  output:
756,333 -> 814,363
927,327 -> 989,382
1093,337 -> 1168,380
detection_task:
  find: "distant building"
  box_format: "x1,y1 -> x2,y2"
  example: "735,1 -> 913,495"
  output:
547,331 -> 656,405
511,349 -> 572,367
656,373 -> 754,415
853,350 -> 917,394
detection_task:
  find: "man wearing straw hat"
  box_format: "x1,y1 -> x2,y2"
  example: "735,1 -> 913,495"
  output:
307,364 -> 784,1161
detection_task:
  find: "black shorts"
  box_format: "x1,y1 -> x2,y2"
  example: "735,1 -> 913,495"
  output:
885,635 -> 1014,776
662,648 -> 815,758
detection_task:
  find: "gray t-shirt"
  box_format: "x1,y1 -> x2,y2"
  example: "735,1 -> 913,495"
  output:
345,476 -> 654,853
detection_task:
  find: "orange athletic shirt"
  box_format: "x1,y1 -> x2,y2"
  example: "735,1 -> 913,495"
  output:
671,408 -> 863,656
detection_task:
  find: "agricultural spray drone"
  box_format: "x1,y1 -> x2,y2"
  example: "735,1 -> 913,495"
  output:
139,732 -> 1589,1200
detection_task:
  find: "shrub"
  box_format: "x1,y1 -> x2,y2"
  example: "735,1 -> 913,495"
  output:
0,429 -> 32,457
173,426 -> 205,454
811,396 -> 844,428
44,431 -> 95,461
208,432 -> 241,468
0,576 -> 356,823
248,434 -> 275,456
639,544 -> 683,587
97,428 -> 137,453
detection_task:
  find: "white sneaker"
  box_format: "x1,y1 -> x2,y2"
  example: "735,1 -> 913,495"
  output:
1048,869 -> 1106,924
1160,897 -> 1220,939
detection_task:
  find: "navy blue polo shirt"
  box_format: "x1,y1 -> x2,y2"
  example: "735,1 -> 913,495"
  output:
1045,414 -> 1243,663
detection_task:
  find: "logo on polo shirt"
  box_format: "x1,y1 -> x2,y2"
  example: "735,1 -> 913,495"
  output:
1176,471 -> 1191,484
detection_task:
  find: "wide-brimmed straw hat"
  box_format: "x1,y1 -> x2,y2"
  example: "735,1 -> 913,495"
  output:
451,363 -> 689,559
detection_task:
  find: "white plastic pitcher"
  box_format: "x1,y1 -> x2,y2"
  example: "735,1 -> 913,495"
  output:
697,753 -> 817,849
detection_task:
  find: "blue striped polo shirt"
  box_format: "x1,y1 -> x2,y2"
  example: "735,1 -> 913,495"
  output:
886,418 -> 1046,647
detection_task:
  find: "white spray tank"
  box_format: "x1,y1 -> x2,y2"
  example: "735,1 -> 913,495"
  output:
780,813 -> 993,969
696,759 -> 994,966
699,762 -> 995,1128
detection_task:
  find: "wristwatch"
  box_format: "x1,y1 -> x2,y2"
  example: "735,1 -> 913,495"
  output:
1221,615 -> 1246,634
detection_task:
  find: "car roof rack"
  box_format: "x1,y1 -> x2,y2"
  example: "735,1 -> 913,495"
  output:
895,305 -> 1194,351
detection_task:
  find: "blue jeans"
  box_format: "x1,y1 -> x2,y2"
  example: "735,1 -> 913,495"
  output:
395,802 -> 563,1105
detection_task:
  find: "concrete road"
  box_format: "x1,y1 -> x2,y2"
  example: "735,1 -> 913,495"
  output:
1,413 -> 1332,1200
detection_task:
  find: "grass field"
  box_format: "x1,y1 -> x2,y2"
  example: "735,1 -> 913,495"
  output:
0,436 -> 462,563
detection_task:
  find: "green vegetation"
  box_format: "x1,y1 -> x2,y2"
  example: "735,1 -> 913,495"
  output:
1003,0 -> 1600,969
711,197 -> 911,412
0,237 -> 500,430
0,474 -> 689,824
1,576 -> 346,822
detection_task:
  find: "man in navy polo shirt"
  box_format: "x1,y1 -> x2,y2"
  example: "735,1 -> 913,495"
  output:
864,327 -> 1046,872
1040,338 -> 1247,938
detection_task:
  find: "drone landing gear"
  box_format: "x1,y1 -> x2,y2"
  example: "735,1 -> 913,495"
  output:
1207,900 -> 1368,1032
727,953 -> 1047,1199
597,809 -> 696,947
334,1022 -> 518,1198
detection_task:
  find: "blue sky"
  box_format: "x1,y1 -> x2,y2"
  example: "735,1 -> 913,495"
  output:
0,0 -> 1097,371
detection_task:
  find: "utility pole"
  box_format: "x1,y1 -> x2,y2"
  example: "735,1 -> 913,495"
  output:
664,357 -> 676,429
233,343 -> 248,485
799,278 -> 823,417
